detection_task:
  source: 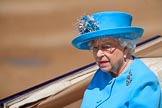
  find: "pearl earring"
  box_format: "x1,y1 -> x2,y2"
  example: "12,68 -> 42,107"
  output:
124,55 -> 126,59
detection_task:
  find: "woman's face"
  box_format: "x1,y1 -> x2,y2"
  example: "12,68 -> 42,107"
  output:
90,38 -> 126,74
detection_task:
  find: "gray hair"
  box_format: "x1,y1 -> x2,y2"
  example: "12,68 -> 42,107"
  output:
118,38 -> 137,54
88,37 -> 137,54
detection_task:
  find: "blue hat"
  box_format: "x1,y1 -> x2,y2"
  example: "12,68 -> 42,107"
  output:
72,11 -> 144,50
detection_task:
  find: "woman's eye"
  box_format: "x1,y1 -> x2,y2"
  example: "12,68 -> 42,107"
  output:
102,45 -> 111,50
93,47 -> 98,50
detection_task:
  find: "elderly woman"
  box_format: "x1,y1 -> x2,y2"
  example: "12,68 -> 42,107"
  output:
72,11 -> 161,108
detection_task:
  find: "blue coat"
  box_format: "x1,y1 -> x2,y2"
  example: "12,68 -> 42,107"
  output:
81,57 -> 161,108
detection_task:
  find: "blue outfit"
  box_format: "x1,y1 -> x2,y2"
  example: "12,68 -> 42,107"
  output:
81,57 -> 161,108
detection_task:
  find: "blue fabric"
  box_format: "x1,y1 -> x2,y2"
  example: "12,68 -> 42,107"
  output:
160,90 -> 162,108
81,57 -> 161,108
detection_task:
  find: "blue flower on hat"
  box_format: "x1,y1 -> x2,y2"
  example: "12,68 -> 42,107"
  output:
78,15 -> 99,34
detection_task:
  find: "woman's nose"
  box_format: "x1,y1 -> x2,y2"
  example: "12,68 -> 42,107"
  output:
96,49 -> 105,57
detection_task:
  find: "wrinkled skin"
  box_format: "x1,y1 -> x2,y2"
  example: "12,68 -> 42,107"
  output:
90,38 -> 132,77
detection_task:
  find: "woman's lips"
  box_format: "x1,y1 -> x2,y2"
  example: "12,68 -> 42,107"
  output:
99,61 -> 109,67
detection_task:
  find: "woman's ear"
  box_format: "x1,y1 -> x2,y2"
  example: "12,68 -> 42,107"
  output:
124,46 -> 129,53
124,47 -> 132,61
123,47 -> 129,61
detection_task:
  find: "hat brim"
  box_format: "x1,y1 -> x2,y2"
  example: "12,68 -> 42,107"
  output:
72,26 -> 144,50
